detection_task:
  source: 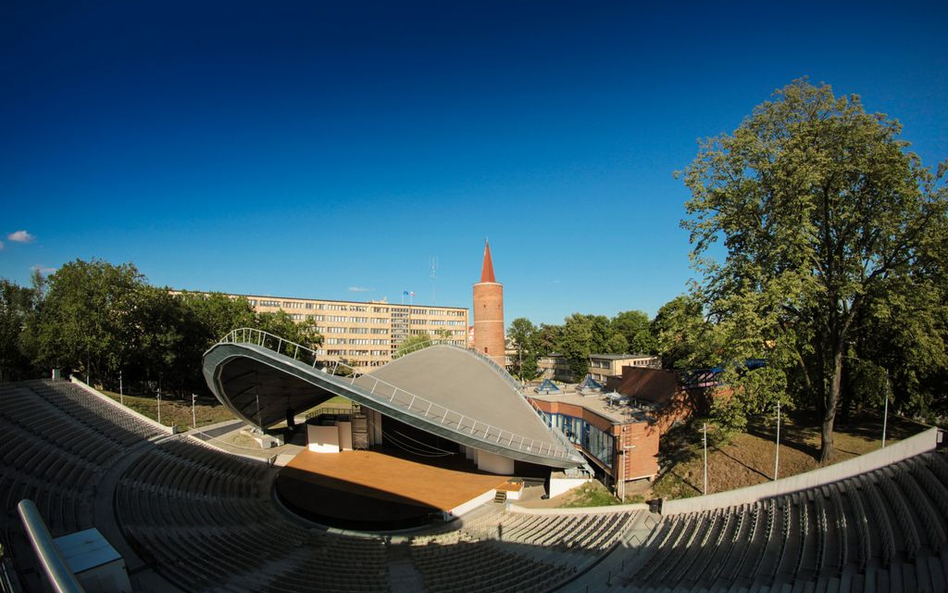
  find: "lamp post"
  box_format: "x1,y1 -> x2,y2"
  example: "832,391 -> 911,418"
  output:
882,370 -> 890,448
119,370 -> 123,405
192,393 -> 198,430
774,399 -> 781,481
702,423 -> 709,495
156,388 -> 162,426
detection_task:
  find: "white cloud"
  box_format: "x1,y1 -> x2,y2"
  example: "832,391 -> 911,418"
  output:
7,230 -> 35,243
348,286 -> 373,293
31,265 -> 56,275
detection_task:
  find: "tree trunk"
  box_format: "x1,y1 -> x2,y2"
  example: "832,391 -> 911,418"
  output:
819,348 -> 843,463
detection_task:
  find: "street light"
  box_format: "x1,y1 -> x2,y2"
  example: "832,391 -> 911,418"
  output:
702,423 -> 709,495
882,370 -> 890,448
191,393 -> 198,430
774,399 -> 781,481
156,388 -> 162,426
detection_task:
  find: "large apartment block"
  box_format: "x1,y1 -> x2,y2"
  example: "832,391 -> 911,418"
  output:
243,295 -> 468,369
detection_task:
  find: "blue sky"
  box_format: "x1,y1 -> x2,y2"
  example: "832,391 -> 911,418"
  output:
2,1 -> 946,326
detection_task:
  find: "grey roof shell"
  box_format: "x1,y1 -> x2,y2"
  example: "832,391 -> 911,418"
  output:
202,330 -> 583,468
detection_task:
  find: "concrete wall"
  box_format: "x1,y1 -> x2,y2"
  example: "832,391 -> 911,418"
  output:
70,376 -> 173,434
448,488 -> 497,518
307,424 -> 340,453
663,427 -> 941,515
477,450 -> 514,475
507,502 -> 651,515
337,421 -> 353,451
549,476 -> 590,498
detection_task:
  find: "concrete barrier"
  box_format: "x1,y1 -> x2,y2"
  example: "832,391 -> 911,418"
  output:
507,502 -> 650,515
662,426 -> 941,516
69,376 -> 172,435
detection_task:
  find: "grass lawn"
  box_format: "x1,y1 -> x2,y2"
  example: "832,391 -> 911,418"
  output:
651,410 -> 927,500
100,390 -> 236,432
99,390 -> 354,432
561,482 -> 623,507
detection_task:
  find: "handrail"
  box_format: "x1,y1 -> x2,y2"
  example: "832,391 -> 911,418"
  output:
214,328 -> 576,461
17,500 -> 87,593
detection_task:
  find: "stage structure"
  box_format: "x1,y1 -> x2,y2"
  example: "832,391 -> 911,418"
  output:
202,328 -> 585,470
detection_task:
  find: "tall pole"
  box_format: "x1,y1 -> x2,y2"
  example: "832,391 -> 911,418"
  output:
192,393 -> 197,430
156,388 -> 161,426
882,370 -> 890,448
774,400 -> 781,481
119,370 -> 124,406
256,394 -> 262,431
703,423 -> 708,495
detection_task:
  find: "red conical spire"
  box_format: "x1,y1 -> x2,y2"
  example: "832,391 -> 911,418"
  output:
480,240 -> 496,283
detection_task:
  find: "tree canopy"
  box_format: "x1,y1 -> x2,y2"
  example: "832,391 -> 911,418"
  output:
4,258 -> 324,396
681,79 -> 948,461
507,317 -> 539,381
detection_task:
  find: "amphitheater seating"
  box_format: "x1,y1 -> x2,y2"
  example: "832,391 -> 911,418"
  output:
116,436 -> 392,593
463,509 -> 634,553
0,380 -> 165,591
115,435 -> 635,593
5,376 -> 948,593
622,449 -> 948,592
408,532 -> 575,593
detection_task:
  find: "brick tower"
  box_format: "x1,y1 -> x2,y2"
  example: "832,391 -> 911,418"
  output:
473,240 -> 505,366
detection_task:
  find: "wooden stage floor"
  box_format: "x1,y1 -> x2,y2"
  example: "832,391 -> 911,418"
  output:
275,447 -> 507,529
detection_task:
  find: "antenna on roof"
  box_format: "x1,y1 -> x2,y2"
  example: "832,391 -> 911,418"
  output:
430,255 -> 438,304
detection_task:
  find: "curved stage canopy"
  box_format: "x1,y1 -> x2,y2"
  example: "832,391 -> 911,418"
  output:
202,329 -> 584,469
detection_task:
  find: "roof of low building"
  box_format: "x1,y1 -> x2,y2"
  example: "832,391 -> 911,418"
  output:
589,353 -> 659,360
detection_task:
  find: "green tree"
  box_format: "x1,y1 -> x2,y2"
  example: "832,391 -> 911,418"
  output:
559,314 -> 594,380
122,284 -> 187,391
0,279 -> 36,380
507,317 -> 539,380
28,259 -> 145,383
681,79 -> 948,461
611,310 -> 656,354
535,323 -> 563,357
394,334 -> 431,357
711,365 -> 790,433
651,295 -> 720,370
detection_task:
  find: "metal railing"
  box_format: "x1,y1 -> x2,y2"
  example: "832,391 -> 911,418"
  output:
215,328 -> 575,460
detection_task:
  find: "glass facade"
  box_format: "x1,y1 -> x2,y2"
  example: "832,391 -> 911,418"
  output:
548,413 -> 614,468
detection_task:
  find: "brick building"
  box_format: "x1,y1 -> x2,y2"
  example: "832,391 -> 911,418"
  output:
528,386 -> 661,497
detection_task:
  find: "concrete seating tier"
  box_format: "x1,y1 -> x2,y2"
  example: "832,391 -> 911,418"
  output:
472,510 -> 635,553
116,436 -> 391,593
622,449 -> 948,592
0,380 -> 165,592
409,534 -> 575,593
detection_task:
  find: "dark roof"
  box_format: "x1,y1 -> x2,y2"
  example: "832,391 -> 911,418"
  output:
589,353 -> 657,360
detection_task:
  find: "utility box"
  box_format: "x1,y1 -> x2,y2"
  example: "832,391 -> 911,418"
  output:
54,528 -> 132,593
